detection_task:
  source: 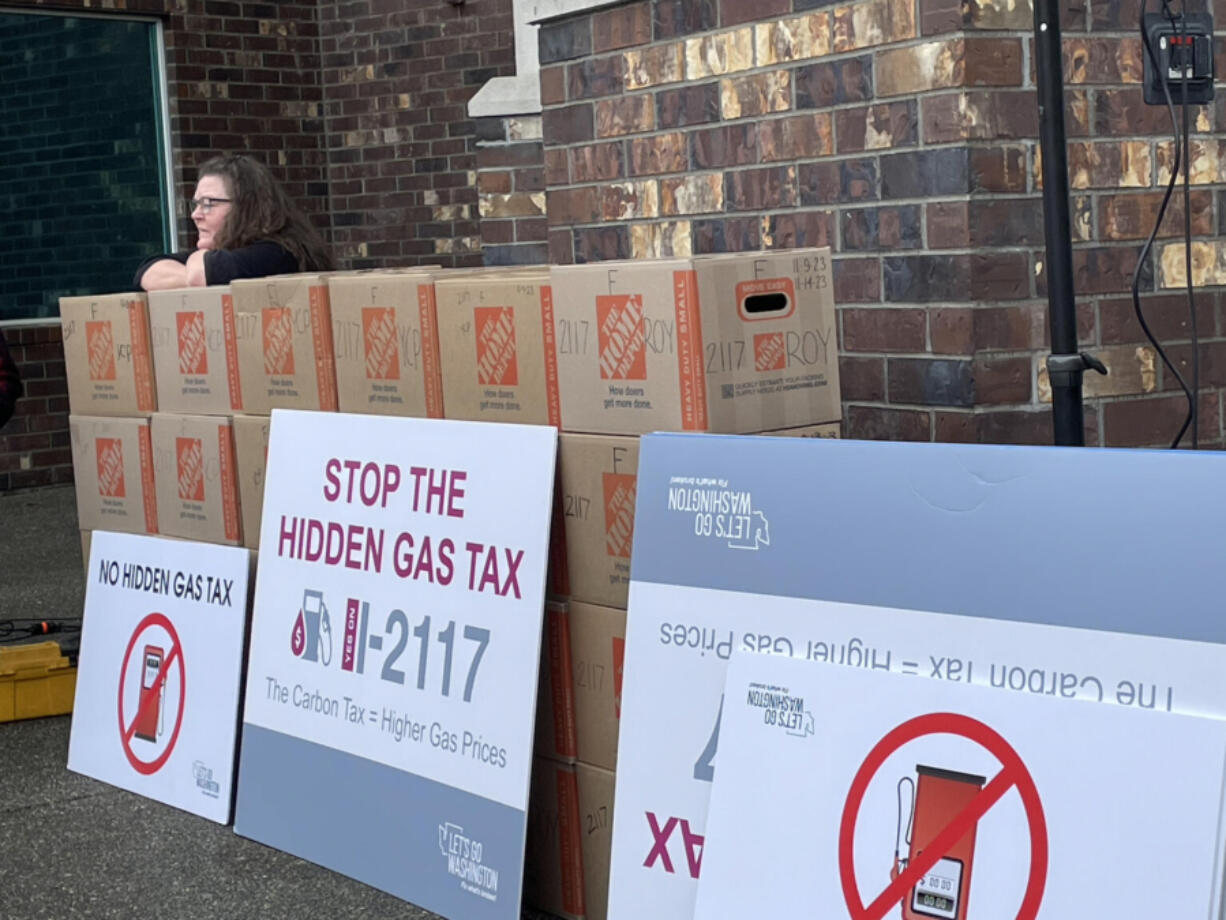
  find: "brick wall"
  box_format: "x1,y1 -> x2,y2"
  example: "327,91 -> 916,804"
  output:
535,0 -> 1226,448
0,0 -> 519,490
318,0 -> 518,268
475,115 -> 549,265
0,325 -> 71,492
0,14 -> 166,319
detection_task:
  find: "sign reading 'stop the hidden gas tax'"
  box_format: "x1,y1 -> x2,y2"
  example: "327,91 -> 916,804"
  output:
234,410 -> 557,920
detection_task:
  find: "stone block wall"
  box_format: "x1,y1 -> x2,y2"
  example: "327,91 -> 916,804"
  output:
534,0 -> 1226,447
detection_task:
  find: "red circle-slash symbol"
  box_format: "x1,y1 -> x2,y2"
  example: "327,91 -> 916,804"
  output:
117,612 -> 186,776
838,712 -> 1047,920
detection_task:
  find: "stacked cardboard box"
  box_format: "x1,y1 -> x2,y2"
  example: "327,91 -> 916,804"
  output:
63,252 -> 841,919
63,293 -> 160,543
427,251 -> 840,919
544,249 -> 840,920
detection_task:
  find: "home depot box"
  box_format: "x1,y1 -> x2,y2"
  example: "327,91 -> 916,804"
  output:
536,601 -> 578,763
69,415 -> 157,535
576,762 -> 616,920
150,413 -> 241,545
558,434 -> 639,609
328,270 -> 444,417
229,273 -> 338,414
569,601 -> 625,772
549,249 -> 839,434
231,414 -> 270,550
435,270 -> 559,425
147,286 -> 241,415
60,293 -> 156,417
558,426 -> 837,608
524,756 -> 585,920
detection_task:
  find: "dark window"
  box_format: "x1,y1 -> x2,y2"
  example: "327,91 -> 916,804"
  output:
0,11 -> 172,320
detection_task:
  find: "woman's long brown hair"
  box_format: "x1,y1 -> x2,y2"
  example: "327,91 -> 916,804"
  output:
199,154 -> 335,271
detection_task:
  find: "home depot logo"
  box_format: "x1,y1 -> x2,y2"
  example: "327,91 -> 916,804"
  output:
474,306 -> 518,386
597,294 -> 647,380
754,332 -> 787,372
362,307 -> 400,380
176,437 -> 205,502
262,307 -> 296,376
602,472 -> 636,558
86,321 -> 117,381
95,438 -> 126,498
177,311 -> 208,375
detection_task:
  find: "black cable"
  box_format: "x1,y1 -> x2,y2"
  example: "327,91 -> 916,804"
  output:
1175,3 -> 1199,448
0,619 -> 82,644
1137,0 -> 1196,448
1161,0 -> 1199,447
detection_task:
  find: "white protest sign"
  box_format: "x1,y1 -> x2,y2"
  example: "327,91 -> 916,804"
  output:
609,584 -> 1226,919
608,434 -> 1226,920
694,651 -> 1226,920
234,410 -> 557,920
68,531 -> 251,823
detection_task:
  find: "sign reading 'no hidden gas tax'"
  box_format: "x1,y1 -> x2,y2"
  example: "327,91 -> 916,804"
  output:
234,410 -> 557,920
692,652 -> 1226,920
68,531 -> 251,824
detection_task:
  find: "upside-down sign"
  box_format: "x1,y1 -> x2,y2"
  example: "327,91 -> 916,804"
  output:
68,531 -> 251,824
692,652 -> 1226,920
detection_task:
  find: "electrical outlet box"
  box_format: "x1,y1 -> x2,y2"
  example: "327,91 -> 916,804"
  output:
1143,12 -> 1215,105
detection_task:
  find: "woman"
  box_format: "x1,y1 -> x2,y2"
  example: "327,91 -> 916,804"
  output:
135,154 -> 334,291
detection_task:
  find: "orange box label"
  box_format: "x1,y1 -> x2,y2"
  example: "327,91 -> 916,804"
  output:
540,286 -> 561,428
309,284 -> 337,411
177,311 -> 208,376
673,270 -> 708,431
262,307 -> 296,376
612,635 -> 625,719
86,321 -> 117,381
222,294 -> 243,410
417,283 -> 444,418
176,437 -> 205,502
555,767 -> 585,917
474,306 -> 518,386
96,438 -> 126,498
754,332 -> 787,372
597,293 -> 647,381
603,472 -> 636,559
736,277 -> 796,321
219,425 -> 239,543
362,307 -> 400,381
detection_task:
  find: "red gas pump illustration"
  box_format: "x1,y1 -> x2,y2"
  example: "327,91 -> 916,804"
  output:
291,588 -> 333,666
134,645 -> 165,743
892,766 -> 985,920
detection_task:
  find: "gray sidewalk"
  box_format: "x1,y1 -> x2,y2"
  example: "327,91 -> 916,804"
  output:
0,487 -> 549,920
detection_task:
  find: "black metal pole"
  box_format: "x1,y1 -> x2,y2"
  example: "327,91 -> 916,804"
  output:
1034,0 -> 1085,446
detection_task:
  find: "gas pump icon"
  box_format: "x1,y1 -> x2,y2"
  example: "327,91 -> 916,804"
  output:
134,645 -> 165,743
892,766 -> 985,920
291,589 -> 333,666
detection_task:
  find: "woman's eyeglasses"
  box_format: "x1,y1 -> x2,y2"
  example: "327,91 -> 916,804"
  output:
190,197 -> 232,213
